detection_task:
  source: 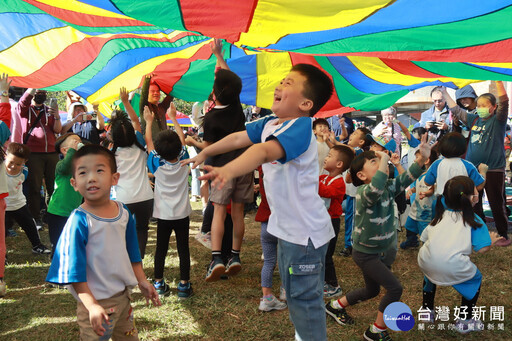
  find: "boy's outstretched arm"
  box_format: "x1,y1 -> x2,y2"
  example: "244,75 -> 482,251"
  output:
72,282 -> 110,336
143,106 -> 155,153
166,102 -> 186,146
132,262 -> 161,307
120,87 -> 142,133
181,130 -> 253,169
199,139 -> 285,189
211,38 -> 229,70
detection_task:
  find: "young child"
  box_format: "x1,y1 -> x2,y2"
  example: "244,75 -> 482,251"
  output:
313,118 -> 331,174
143,105 -> 193,299
112,88 -> 154,258
401,149 -> 438,249
184,64 -> 334,340
4,143 -> 51,255
340,127 -> 371,257
198,41 -> 253,282
326,134 -> 432,341
424,132 -> 487,198
46,133 -> 84,255
46,145 -> 160,339
320,145 -> 353,298
256,166 -> 287,312
418,176 -> 503,333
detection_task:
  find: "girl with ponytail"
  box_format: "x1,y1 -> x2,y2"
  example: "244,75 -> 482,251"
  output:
418,176 -> 503,333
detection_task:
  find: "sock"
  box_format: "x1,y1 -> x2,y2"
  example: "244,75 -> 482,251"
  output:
263,294 -> 273,300
371,323 -> 386,333
212,251 -> 222,261
332,299 -> 345,309
231,249 -> 240,257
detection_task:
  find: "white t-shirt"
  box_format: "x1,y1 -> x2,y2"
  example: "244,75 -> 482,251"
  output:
418,210 -> 491,286
4,165 -> 27,211
147,149 -> 191,220
246,115 -> 333,248
425,157 -> 484,196
46,202 -> 140,301
114,132 -> 153,204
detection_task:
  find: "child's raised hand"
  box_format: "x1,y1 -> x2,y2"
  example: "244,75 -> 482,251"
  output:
88,303 -> 110,336
210,38 -> 223,56
490,231 -> 505,246
138,280 -> 162,306
375,150 -> 390,162
143,106 -> 154,122
119,87 -> 129,102
417,132 -> 433,162
166,102 -> 177,120
339,117 -> 345,125
390,153 -> 400,165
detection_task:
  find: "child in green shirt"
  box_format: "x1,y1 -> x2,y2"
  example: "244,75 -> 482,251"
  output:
47,133 -> 84,255
326,134 -> 432,341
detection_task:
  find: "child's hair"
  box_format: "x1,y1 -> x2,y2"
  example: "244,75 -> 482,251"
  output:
154,130 -> 182,161
411,127 -> 427,140
55,133 -> 79,153
437,132 -> 466,158
331,145 -> 354,172
72,144 -> 117,176
357,127 -> 372,150
313,118 -> 330,130
349,151 -> 376,187
7,142 -> 30,160
431,176 -> 482,229
110,110 -> 145,153
290,64 -> 333,116
415,148 -> 438,166
476,93 -> 497,108
213,69 -> 242,105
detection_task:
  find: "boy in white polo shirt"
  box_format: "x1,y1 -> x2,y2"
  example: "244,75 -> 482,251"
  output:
184,64 -> 334,341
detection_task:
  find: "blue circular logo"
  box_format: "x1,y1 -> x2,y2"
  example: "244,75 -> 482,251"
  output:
383,302 -> 415,331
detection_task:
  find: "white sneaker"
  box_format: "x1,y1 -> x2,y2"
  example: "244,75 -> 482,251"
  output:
279,287 -> 287,301
258,295 -> 287,312
0,279 -> 6,297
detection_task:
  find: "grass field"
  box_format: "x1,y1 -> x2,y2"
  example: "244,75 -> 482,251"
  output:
0,200 -> 511,340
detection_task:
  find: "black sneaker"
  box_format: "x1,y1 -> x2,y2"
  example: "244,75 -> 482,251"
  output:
363,326 -> 392,341
325,302 -> 355,326
205,258 -> 226,282
153,279 -> 171,296
177,282 -> 193,299
339,247 -> 352,257
32,244 -> 51,255
225,254 -> 242,277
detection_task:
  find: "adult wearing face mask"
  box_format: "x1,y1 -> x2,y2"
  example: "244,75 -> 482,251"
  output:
15,88 -> 61,227
442,82 -> 511,247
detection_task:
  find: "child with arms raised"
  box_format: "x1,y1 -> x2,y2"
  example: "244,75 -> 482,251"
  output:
418,176 -> 503,333
184,64 -> 334,340
326,134 -> 433,341
46,145 -> 160,339
143,105 -> 193,299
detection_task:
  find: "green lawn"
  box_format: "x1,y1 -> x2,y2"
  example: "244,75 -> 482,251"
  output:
1,200 -> 511,340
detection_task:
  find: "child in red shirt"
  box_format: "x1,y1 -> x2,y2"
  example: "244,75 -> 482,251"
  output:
319,145 -> 354,298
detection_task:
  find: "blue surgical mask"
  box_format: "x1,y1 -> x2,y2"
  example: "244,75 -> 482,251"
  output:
477,107 -> 491,119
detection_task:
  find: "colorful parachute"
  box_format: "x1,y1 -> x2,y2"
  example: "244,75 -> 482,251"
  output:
2,1 -> 512,115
